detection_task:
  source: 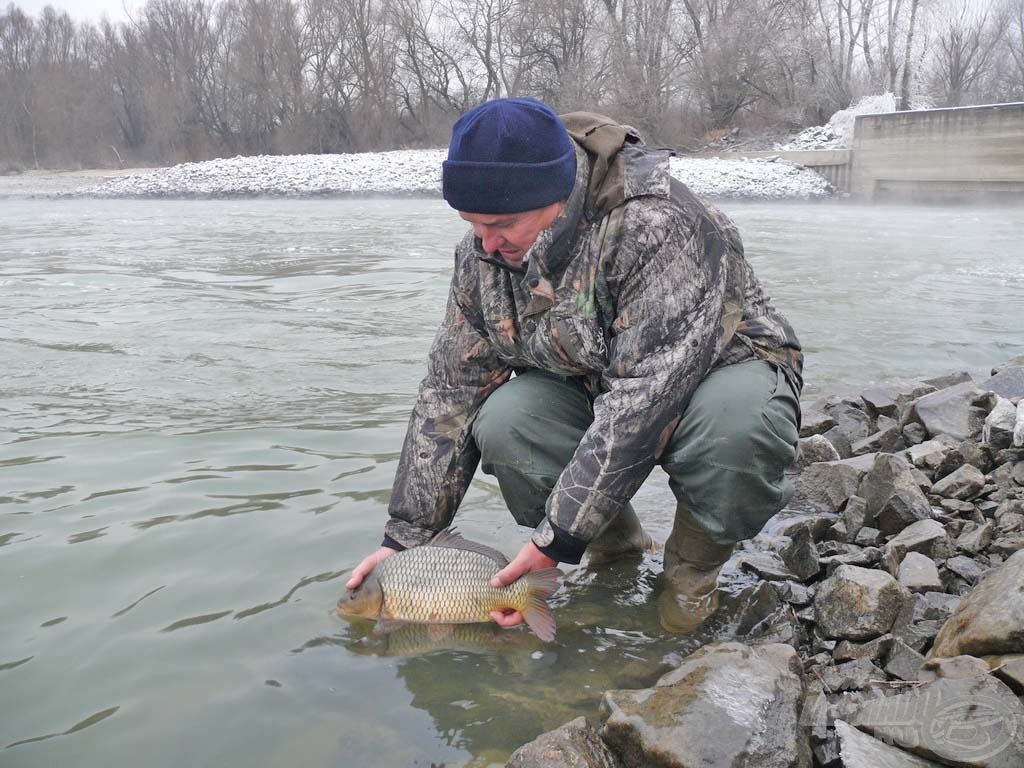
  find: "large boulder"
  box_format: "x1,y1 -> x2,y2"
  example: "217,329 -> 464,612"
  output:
911,382 -> 985,441
507,717 -> 623,768
815,564 -> 911,640
849,674 -> 1024,768
834,720 -> 946,768
929,548 -> 1024,658
600,642 -> 810,768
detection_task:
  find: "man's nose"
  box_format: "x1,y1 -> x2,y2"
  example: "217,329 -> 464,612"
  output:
479,228 -> 505,253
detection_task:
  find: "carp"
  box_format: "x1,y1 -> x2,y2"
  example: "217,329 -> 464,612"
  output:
337,529 -> 563,641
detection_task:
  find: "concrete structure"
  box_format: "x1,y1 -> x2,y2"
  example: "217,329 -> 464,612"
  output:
849,102 -> 1024,202
720,102 -> 1024,202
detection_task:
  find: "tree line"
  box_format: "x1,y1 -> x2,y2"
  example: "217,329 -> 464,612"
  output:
1,0 -> 1022,169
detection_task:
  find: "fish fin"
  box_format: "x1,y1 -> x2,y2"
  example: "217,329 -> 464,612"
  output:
522,567 -> 563,600
520,568 -> 563,642
428,528 -> 510,567
521,595 -> 557,643
373,618 -> 407,635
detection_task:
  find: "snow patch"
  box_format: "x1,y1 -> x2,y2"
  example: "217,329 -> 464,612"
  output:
781,93 -> 897,150
76,148 -> 832,200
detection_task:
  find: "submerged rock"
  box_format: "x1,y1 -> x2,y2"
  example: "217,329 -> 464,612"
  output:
507,716 -> 623,768
600,642 -> 810,768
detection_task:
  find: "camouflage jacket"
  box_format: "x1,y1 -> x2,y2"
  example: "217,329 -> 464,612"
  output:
383,112 -> 803,562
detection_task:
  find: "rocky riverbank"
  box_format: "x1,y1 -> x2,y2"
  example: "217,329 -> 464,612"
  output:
54,150 -> 832,200
508,357 -> 1024,768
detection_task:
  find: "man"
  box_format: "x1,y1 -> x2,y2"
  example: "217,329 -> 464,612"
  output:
346,97 -> 802,632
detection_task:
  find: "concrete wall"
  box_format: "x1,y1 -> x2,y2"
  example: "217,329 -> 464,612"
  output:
736,150 -> 853,192
849,102 -> 1024,202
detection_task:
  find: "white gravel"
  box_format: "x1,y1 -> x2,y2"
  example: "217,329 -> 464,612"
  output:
74,148 -> 833,200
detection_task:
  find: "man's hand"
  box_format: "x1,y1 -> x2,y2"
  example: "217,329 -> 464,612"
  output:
346,547 -> 398,590
488,542 -> 557,628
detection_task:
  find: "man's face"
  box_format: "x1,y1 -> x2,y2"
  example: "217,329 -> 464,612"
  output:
459,201 -> 565,266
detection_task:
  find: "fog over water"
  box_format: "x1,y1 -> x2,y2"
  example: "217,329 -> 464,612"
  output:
1,198 -> 1022,767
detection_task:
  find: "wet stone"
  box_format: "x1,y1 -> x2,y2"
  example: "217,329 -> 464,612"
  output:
848,674 -> 1024,768
600,642 -> 811,768
507,716 -> 623,768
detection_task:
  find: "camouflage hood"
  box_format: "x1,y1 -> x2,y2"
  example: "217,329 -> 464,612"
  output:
383,114 -> 803,563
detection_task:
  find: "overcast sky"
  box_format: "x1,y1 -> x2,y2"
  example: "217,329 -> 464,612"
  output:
14,0 -> 136,23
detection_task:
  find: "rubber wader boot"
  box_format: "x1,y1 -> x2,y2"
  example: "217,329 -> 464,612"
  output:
658,503 -> 736,634
584,503 -> 654,565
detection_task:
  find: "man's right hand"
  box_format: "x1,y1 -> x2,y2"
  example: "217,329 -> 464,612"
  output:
346,547 -> 398,589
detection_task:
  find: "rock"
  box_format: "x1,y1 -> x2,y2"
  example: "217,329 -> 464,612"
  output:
883,519 -> 953,574
793,458 -> 873,513
922,371 -> 973,389
997,512 -> 1024,535
818,658 -> 886,693
911,381 -> 985,441
760,508 -> 841,542
929,549 -> 1024,658
853,526 -> 882,547
773,580 -> 812,606
600,642 -> 810,768
931,464 -> 986,500
905,438 -> 963,478
919,591 -> 961,621
1015,401 -> 1024,448
833,634 -> 894,663
823,399 -> 873,443
1013,462 -> 1024,486
800,408 -> 836,438
917,655 -> 992,683
842,496 -> 869,541
989,535 -> 1024,558
959,439 -> 994,474
861,380 -> 937,420
902,422 -> 928,446
736,550 -> 797,582
980,365 -> 1024,400
897,552 -> 944,593
796,434 -> 840,469
852,422 -> 905,456
849,674 -> 1024,768
820,546 -> 883,575
985,397 -> 1019,450
955,522 -> 994,555
984,654 -> 1024,694
944,554 -> 989,585
777,527 -> 821,581
834,720 -> 946,768
858,454 -> 933,537
507,717 -> 623,768
992,355 -> 1024,375
822,426 -> 853,459
815,564 -> 911,641
883,637 -> 927,681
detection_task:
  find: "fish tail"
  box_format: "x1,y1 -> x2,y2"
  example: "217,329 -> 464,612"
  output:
521,567 -> 563,642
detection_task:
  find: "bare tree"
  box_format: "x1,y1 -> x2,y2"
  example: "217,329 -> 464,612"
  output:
927,2 -> 1005,107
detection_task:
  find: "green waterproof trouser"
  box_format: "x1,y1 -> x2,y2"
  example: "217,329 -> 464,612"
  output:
470,359 -> 801,547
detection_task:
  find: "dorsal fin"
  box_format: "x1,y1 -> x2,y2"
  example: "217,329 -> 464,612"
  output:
428,528 -> 510,567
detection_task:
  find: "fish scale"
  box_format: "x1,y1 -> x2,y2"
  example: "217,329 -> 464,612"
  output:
377,547 -> 528,623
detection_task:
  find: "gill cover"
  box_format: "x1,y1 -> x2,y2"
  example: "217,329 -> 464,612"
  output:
337,571 -> 384,619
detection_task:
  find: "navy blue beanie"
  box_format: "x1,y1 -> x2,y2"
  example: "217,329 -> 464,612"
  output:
442,98 -> 576,214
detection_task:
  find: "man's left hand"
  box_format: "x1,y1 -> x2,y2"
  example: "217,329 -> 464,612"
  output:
488,542 -> 557,628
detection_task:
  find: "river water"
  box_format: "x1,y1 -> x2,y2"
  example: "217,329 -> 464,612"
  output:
1,198 -> 1022,767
